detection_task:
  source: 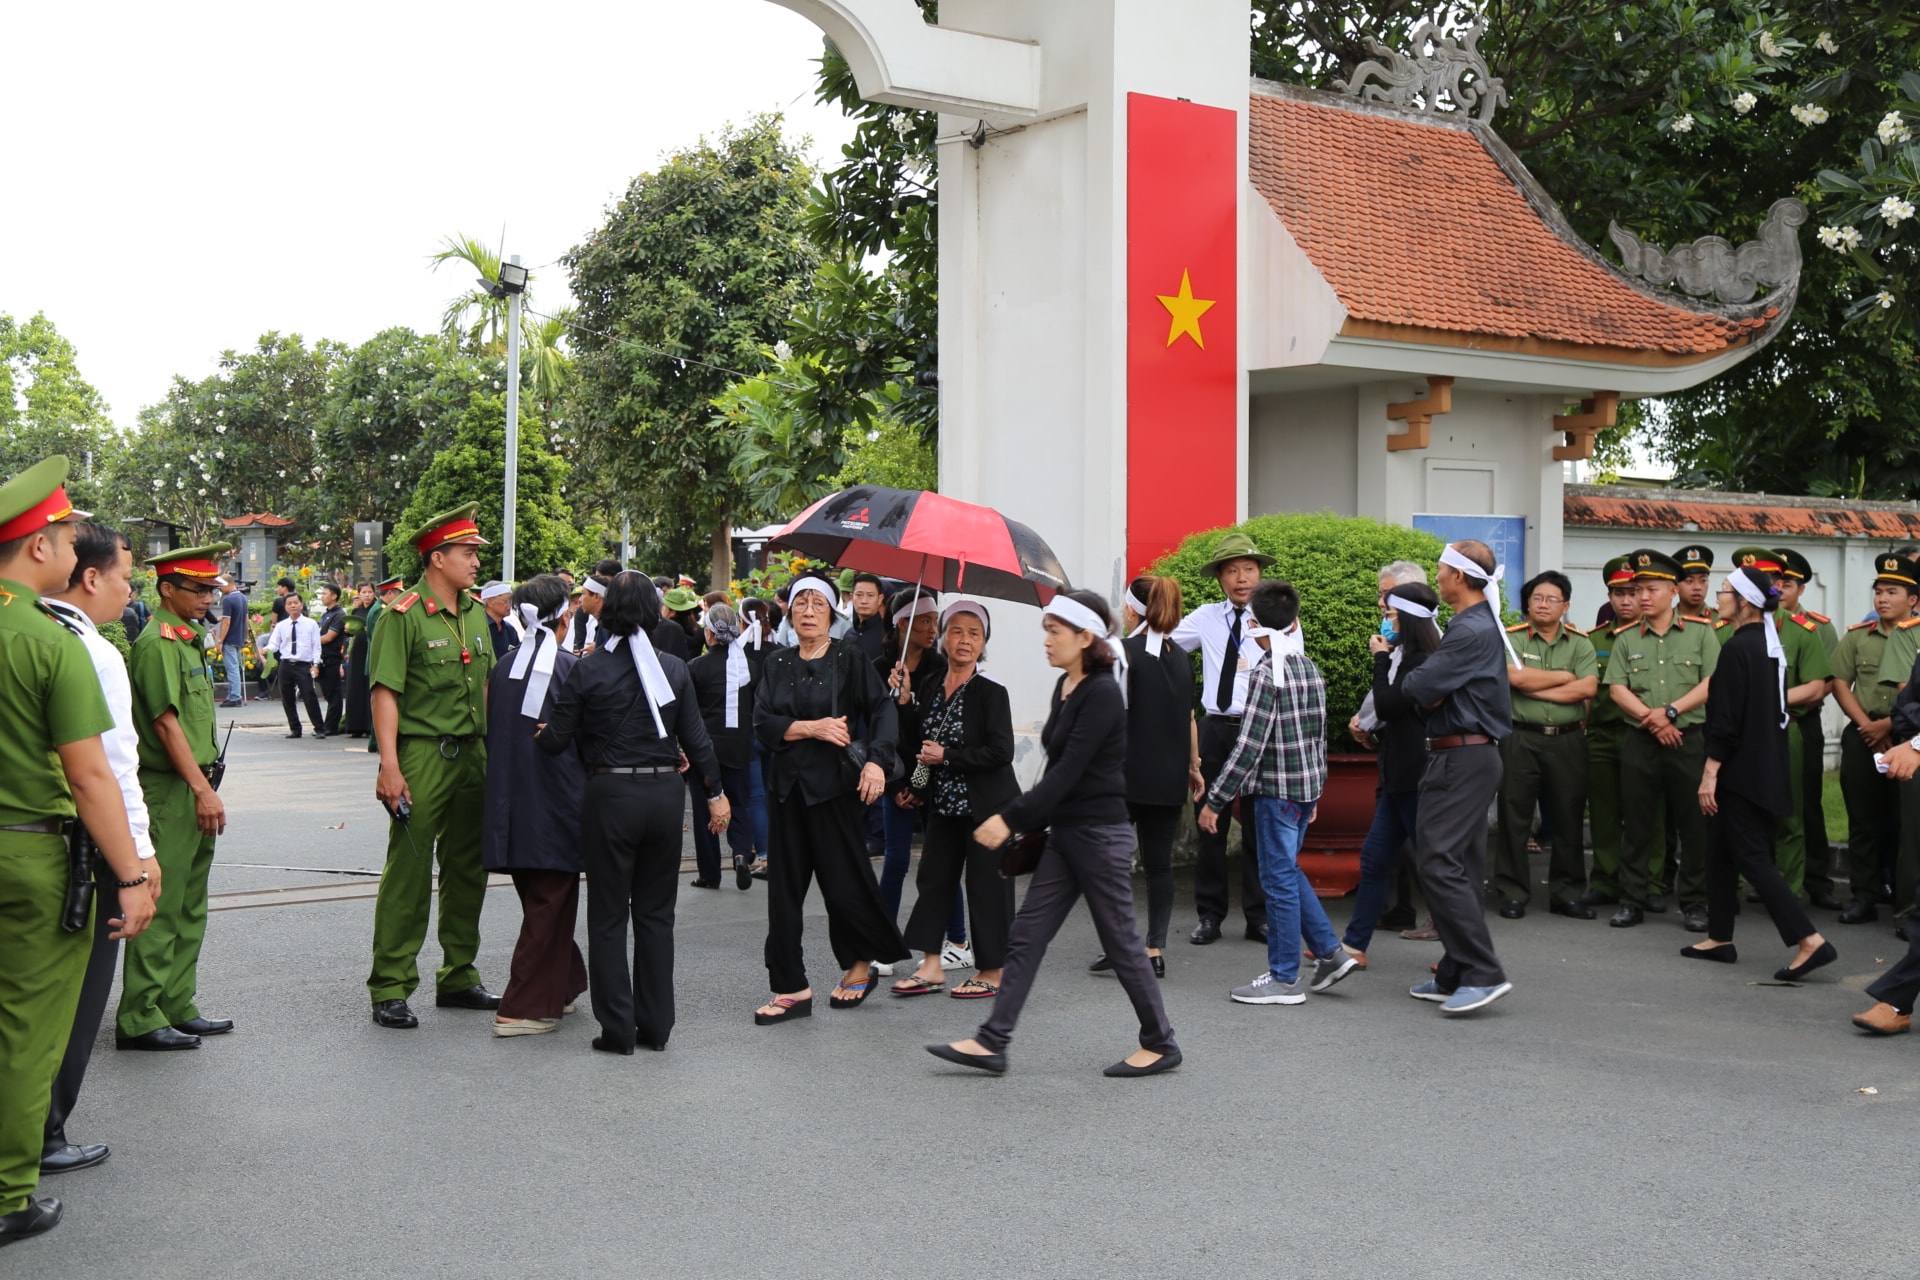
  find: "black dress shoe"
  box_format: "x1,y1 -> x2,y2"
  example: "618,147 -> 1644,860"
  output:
172,1016 -> 233,1036
1775,940 -> 1839,982
371,999 -> 418,1029
925,1042 -> 1007,1074
115,1026 -> 199,1051
1682,906 -> 1710,934
734,854 -> 753,891
1189,919 -> 1221,945
1103,1048 -> 1183,1078
1550,900 -> 1597,920
1575,888 -> 1619,908
283,731 -> 302,739
1839,899 -> 1879,925
1809,890 -> 1845,911
435,985 -> 501,1010
313,730 -> 329,740
1608,904 -> 1644,928
1681,942 -> 1738,964
0,1194 -> 62,1247
1088,953 -> 1114,973
1498,900 -> 1526,920
39,1142 -> 108,1175
689,879 -> 720,890
591,1035 -> 635,1056
1645,895 -> 1669,914
1244,920 -> 1269,944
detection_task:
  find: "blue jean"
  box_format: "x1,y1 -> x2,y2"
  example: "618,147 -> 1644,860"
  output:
1251,797 -> 1340,983
1345,790 -> 1420,953
222,644 -> 244,701
878,793 -> 966,944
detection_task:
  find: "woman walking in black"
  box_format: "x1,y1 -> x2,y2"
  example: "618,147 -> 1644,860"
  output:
537,572 -> 729,1054
1683,565 -> 1837,980
752,576 -> 911,1025
1088,575 -> 1197,978
890,601 -> 1019,999
686,602 -> 759,891
342,582 -> 375,737
929,590 -> 1180,1078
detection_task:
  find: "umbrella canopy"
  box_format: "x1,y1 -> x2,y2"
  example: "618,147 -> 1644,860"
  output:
768,486 -> 1071,606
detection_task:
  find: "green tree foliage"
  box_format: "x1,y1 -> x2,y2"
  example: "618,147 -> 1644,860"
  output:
564,116 -> 820,583
835,408 -> 937,493
384,387 -> 587,583
1152,513 -> 1444,736
0,313 -> 120,510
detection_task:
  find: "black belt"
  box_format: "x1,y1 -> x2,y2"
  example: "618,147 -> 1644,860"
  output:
0,819 -> 68,835
1512,722 -> 1584,737
1427,734 -> 1494,750
590,766 -> 679,777
1207,713 -> 1242,724
400,733 -> 479,759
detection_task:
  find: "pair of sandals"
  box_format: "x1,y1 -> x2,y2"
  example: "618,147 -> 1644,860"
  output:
753,967 -> 882,1026
890,975 -> 999,999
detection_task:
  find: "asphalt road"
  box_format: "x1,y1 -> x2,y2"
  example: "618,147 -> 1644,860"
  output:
8,727 -> 1917,1279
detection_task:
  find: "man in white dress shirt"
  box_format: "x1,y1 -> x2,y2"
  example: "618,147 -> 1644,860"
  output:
1171,530 -> 1276,946
262,593 -> 325,739
38,523 -> 158,1176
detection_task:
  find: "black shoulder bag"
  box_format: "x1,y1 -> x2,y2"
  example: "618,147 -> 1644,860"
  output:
827,645 -> 871,794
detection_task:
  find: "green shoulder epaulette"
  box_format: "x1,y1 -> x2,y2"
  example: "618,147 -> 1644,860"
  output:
390,591 -> 420,614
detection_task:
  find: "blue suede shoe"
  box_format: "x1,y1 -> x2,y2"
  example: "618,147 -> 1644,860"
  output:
1408,980 -> 1449,1003
1439,982 -> 1513,1015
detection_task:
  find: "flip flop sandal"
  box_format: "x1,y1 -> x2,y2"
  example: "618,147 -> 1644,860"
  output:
950,979 -> 1000,1000
830,973 -> 880,1009
889,976 -> 946,997
753,995 -> 813,1026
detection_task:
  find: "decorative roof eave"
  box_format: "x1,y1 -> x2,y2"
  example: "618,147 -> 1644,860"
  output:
222,512 -> 294,529
1247,79 -> 1801,358
1566,483 -> 1920,540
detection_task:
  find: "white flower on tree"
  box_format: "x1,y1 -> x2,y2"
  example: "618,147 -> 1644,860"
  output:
1758,31 -> 1785,57
1732,92 -> 1758,115
1878,290 -> 1897,310
1878,111 -> 1913,146
1879,196 -> 1916,226
1671,113 -> 1695,134
1791,103 -> 1829,126
1815,32 -> 1839,54
1818,225 -> 1864,251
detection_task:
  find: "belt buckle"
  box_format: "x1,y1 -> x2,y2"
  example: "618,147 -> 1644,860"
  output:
438,735 -> 462,760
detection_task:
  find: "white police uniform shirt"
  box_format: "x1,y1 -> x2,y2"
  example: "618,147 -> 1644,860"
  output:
1171,601 -> 1288,717
265,614 -> 322,665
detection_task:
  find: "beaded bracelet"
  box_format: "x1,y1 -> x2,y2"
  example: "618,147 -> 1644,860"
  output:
115,873 -> 149,889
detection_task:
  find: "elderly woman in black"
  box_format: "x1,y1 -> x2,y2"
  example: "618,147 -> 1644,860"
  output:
889,600 -> 1018,999
929,590 -> 1181,1078
538,573 -> 729,1055
1684,565 -> 1837,981
687,602 -> 758,892
752,576 -> 911,1025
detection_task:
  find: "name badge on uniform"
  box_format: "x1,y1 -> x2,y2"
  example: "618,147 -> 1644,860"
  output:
427,638 -> 451,649
1236,656 -> 1250,672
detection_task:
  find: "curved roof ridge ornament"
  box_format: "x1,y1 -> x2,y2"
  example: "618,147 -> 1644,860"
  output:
1334,18 -> 1507,124
1606,198 -> 1809,305
765,0 -> 1040,122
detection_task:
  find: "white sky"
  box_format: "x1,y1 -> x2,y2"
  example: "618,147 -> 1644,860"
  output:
4,0 -> 857,431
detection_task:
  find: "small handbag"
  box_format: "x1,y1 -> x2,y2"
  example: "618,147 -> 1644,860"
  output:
908,675 -> 972,800
999,829 -> 1047,878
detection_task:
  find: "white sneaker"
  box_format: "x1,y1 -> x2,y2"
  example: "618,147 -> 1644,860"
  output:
872,961 -> 896,977
941,941 -> 975,971
490,1017 -> 558,1037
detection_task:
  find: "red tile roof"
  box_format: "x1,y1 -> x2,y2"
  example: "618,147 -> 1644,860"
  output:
1565,488 -> 1920,540
222,512 -> 293,528
1248,89 -> 1778,357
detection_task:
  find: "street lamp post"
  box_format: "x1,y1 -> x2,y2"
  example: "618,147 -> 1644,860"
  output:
494,256 -> 529,580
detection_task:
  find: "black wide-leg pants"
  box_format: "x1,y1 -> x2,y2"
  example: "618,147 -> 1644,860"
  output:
583,774 -> 684,1050
764,791 -> 910,994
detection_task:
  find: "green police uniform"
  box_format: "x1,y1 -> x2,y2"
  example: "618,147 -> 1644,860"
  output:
1585,557 -> 1638,900
1773,548 -> 1839,901
0,457 -> 113,1218
363,578 -> 401,755
1832,605 -> 1905,908
1603,551 -> 1719,912
1495,620 -> 1598,908
365,512 -> 496,1008
1761,612 -> 1832,899
116,544 -> 234,1040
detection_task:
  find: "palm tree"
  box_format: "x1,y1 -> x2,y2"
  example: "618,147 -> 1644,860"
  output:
431,234 -> 512,355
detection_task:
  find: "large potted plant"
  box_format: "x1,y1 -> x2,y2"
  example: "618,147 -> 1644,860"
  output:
1153,512 -> 1446,895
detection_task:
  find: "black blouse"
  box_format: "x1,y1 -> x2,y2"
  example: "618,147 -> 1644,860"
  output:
1122,632 -> 1194,807
754,638 -> 900,806
1703,621 -> 1791,818
914,670 -> 1020,820
687,643 -> 756,771
536,643 -> 721,798
998,668 -> 1128,831
1370,648 -> 1432,794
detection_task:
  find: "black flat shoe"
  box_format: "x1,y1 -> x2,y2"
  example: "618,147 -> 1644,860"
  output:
435,985 -> 501,1010
1244,921 -> 1269,944
372,999 -> 418,1029
926,1042 -> 1007,1074
39,1142 -> 108,1175
1151,954 -> 1166,979
1608,904 -> 1644,928
1088,953 -> 1114,973
1498,900 -> 1526,920
689,879 -> 720,890
1575,889 -> 1619,908
1103,1048 -> 1183,1078
1681,942 -> 1738,964
1839,899 -> 1879,925
283,732 -> 302,739
172,1016 -> 233,1036
1549,900 -> 1597,920
115,1026 -> 200,1051
1189,919 -> 1221,945
1775,941 -> 1839,983
591,1035 -> 635,1056
734,855 -> 753,891
0,1195 -> 62,1247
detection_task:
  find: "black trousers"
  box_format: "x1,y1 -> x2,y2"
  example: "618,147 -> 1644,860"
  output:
1706,790 -> 1814,946
1130,802 -> 1182,950
1415,743 -> 1507,991
1194,715 -> 1264,927
1799,713 -> 1834,897
44,863 -> 118,1149
689,764 -> 755,884
764,791 -> 910,993
1840,728 -> 1900,902
280,663 -> 323,734
583,774 -> 684,1049
977,821 -> 1176,1055
1867,919 -> 1920,1013
317,656 -> 344,734
904,813 -> 1013,969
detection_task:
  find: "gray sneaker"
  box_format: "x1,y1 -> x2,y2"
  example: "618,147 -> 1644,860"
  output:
1310,949 -> 1360,992
1230,972 -> 1306,1005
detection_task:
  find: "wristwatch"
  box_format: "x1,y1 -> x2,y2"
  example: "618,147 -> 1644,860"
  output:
1663,705 -> 1680,723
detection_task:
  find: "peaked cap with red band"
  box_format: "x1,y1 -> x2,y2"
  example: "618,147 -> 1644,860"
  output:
0,456 -> 91,544
1601,555 -> 1635,588
408,502 -> 489,555
148,542 -> 233,578
377,576 -> 405,593
1729,546 -> 1785,575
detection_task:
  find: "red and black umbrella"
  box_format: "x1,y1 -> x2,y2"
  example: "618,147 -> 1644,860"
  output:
768,486 -> 1071,606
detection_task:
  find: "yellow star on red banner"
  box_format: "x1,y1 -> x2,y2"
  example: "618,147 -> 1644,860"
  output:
1157,269 -> 1216,349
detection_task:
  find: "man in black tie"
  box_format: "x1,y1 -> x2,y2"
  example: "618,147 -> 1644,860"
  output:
263,594 -> 326,739
1171,531 -> 1273,945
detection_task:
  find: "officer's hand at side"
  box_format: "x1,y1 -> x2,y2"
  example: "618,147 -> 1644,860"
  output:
375,762 -> 411,809
110,882 -> 156,941
857,761 -> 886,805
194,788 -> 227,836
1887,742 -> 1920,781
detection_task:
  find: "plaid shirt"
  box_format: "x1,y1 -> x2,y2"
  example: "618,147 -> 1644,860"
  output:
1206,652 -> 1327,808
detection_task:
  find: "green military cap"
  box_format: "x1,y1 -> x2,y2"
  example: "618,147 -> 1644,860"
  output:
1673,545 -> 1713,574
1771,547 -> 1813,582
1728,546 -> 1786,576
404,502 -> 489,554
146,543 -> 235,578
0,455 -> 91,543
1200,530 -> 1276,575
1873,553 -> 1919,590
1626,548 -> 1682,581
1602,556 -> 1636,588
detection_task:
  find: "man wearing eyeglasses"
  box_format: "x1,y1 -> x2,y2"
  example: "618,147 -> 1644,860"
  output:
1494,571 -> 1599,919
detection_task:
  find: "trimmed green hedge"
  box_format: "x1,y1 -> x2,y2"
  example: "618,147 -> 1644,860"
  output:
1151,512 -> 1448,738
